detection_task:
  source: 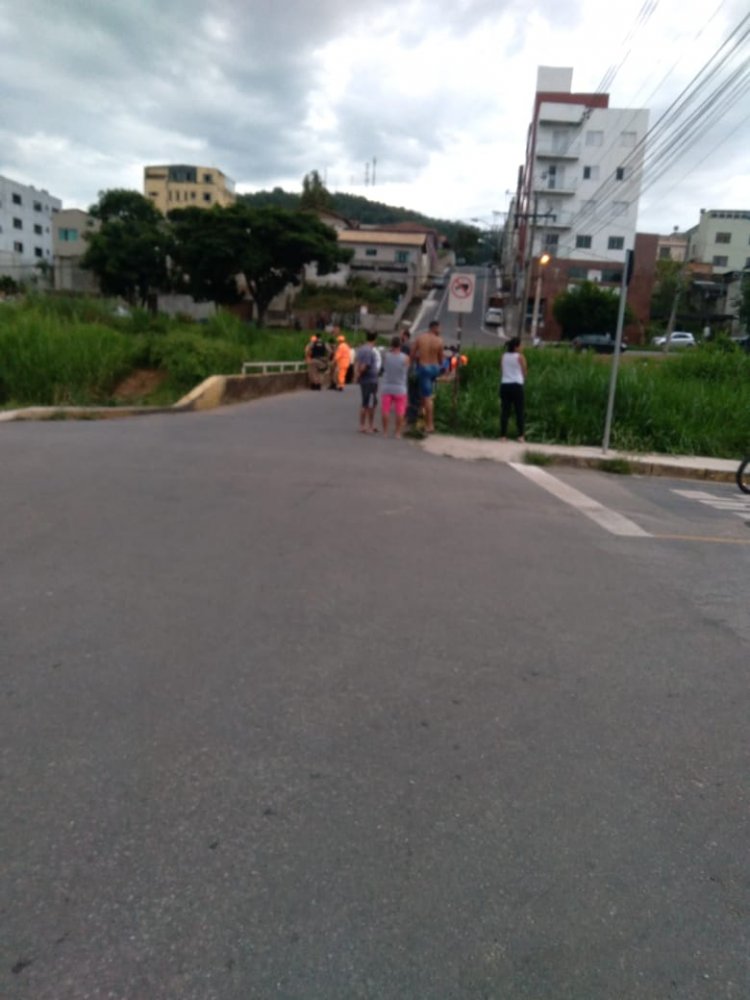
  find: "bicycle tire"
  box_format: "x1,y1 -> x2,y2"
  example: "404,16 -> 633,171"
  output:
737,456 -> 750,494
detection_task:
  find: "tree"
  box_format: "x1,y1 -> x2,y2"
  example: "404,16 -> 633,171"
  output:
300,171 -> 333,211
169,203 -> 349,323
82,190 -> 171,305
552,281 -> 635,339
735,273 -> 750,334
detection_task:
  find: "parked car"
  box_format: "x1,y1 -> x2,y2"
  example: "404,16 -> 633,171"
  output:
571,333 -> 627,354
484,307 -> 504,326
733,335 -> 750,352
652,331 -> 696,348
431,274 -> 447,290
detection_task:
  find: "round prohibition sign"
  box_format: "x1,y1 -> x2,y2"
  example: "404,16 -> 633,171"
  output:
450,275 -> 474,298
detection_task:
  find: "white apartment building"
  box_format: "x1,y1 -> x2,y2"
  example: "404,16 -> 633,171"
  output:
518,66 -> 649,268
0,175 -> 61,282
686,209 -> 750,274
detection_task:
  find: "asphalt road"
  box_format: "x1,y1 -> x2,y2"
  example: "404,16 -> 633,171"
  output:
3,392 -> 750,999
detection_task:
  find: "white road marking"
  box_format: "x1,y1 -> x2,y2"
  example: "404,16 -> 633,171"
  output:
509,463 -> 650,537
671,488 -> 750,518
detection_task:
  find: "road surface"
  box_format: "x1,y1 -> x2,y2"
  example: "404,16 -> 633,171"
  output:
2,391 -> 750,999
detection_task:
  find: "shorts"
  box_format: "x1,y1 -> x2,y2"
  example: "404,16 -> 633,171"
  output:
381,392 -> 407,418
417,364 -> 441,398
359,380 -> 378,408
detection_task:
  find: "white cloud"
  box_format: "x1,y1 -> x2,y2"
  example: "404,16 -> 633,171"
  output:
0,0 -> 747,231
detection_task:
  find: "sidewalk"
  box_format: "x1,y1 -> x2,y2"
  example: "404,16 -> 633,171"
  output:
421,434 -> 738,484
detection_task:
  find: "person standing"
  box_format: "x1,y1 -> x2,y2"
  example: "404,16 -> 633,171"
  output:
354,332 -> 381,434
500,337 -> 527,442
410,319 -> 444,433
380,335 -> 410,438
305,334 -> 328,390
333,331 -> 351,391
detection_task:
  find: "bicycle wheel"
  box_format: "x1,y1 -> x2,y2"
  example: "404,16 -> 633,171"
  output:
737,457 -> 750,494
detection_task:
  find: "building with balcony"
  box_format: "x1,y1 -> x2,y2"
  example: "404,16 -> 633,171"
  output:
685,209 -> 750,274
335,230 -> 431,297
509,67 -> 650,338
0,174 -> 61,283
143,164 -> 235,215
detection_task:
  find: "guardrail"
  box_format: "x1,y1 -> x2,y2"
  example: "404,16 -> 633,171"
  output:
241,361 -> 307,375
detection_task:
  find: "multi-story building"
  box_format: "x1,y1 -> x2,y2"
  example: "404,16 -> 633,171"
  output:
52,208 -> 100,294
143,164 -> 235,215
0,175 -> 61,283
656,231 -> 688,263
685,209 -> 750,274
510,67 -> 650,338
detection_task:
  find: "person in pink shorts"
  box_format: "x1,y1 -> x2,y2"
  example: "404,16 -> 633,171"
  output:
380,335 -> 410,438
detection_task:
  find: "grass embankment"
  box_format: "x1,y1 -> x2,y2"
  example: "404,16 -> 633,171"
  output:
0,297 -> 312,408
435,346 -> 750,458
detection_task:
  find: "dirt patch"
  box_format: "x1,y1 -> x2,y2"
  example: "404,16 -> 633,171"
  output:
113,369 -> 167,401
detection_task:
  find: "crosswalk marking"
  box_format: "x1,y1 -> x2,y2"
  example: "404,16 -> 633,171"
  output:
510,463 -> 650,537
671,488 -> 750,519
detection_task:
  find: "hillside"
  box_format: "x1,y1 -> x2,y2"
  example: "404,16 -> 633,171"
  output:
237,188 -> 477,247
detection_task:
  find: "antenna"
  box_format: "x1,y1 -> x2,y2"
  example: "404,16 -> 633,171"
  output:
365,162 -> 370,186
372,157 -> 377,186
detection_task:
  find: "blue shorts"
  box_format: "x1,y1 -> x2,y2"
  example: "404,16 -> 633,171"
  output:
417,364 -> 441,398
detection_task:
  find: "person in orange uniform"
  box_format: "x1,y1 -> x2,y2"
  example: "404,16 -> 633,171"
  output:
333,331 -> 351,391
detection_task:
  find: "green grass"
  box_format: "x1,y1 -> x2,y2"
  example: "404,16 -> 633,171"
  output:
435,345 -> 750,459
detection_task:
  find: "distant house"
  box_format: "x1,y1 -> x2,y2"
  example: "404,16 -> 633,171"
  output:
314,208 -> 355,232
53,208 -> 100,293
686,209 -> 750,274
336,230 -> 431,296
656,231 -> 688,263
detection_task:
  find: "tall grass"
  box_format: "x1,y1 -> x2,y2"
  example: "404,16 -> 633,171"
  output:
0,307 -> 145,405
435,345 -> 750,458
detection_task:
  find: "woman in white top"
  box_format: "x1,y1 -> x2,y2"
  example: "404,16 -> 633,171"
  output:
500,337 -> 528,442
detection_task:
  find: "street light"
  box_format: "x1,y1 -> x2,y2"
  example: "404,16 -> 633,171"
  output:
529,253 -> 551,344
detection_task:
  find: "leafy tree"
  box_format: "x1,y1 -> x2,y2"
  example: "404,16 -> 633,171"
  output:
170,203 -> 349,323
300,170 -> 333,211
650,258 -> 683,322
552,281 -> 634,339
735,273 -> 750,334
82,190 -> 171,305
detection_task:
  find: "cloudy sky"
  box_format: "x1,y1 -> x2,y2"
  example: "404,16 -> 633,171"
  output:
1,0 -> 748,234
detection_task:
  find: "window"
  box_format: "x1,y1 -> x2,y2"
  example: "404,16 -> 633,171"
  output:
395,250 -> 409,263
34,247 -> 43,258
712,255 -> 728,267
191,192 -> 196,200
602,270 -> 623,283
659,247 -> 671,259
33,200 -> 42,211
746,257 -> 750,268
13,217 -> 22,229
715,232 -> 731,244
543,233 -> 559,249
582,165 -> 600,181
13,241 -> 23,253
608,236 -> 625,250
203,173 -> 213,183
365,248 -> 377,257
568,266 -> 588,279
203,193 -> 211,202
585,130 -> 603,146
12,193 -> 21,205
59,228 -> 79,241
615,166 -> 629,181
576,235 -> 592,249
34,224 -> 42,235
612,201 -> 628,216
620,131 -> 636,147
148,191 -> 158,198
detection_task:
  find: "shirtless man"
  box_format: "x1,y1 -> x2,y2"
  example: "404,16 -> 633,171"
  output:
410,320 -> 445,433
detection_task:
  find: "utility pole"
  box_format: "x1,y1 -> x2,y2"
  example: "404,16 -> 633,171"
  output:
517,193 -> 539,341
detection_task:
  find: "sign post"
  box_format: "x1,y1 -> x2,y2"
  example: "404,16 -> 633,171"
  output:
447,273 -> 476,424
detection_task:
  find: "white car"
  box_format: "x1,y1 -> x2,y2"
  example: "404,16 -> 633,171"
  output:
652,331 -> 696,348
484,307 -> 504,326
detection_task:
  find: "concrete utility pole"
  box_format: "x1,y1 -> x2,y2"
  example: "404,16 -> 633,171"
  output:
602,250 -> 633,453
529,253 -> 551,343
517,193 -> 539,341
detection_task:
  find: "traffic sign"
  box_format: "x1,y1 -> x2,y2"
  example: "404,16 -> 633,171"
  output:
447,272 -> 476,314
